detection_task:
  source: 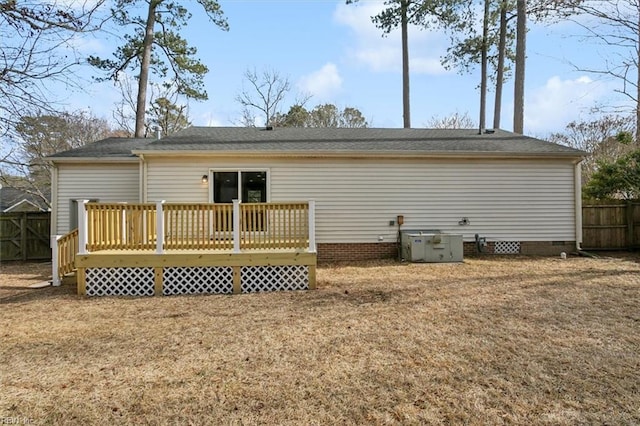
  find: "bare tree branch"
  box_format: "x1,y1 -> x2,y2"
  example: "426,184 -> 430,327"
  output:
1,110 -> 115,208
235,68 -> 292,127
426,111 -> 476,128
0,0 -> 108,137
571,0 -> 640,142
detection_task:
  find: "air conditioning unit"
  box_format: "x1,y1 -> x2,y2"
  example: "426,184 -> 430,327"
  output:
401,231 -> 463,263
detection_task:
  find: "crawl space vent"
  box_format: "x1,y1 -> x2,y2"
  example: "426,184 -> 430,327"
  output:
494,241 -> 521,254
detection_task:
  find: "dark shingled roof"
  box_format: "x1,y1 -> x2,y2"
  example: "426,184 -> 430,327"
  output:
0,187 -> 49,211
47,137 -> 151,158
48,127 -> 585,158
138,127 -> 583,156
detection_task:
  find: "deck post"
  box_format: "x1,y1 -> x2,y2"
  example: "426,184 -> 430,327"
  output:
233,199 -> 240,253
78,200 -> 89,254
77,267 -> 86,296
308,200 -> 316,253
51,235 -> 61,286
308,264 -> 317,290
154,267 -> 163,296
233,266 -> 241,294
156,200 -> 165,254
121,204 -> 127,245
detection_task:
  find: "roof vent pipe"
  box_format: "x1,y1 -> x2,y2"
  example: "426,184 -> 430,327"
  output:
155,127 -> 161,140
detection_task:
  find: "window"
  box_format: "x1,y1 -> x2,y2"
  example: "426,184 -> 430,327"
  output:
213,172 -> 238,203
69,198 -> 98,231
212,171 -> 267,203
211,170 -> 268,232
242,172 -> 267,203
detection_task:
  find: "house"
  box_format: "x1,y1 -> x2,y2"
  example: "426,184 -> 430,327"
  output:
47,127 -> 585,296
0,186 -> 49,212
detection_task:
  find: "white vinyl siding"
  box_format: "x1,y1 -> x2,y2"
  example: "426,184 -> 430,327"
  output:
145,157 -> 577,243
55,163 -> 140,234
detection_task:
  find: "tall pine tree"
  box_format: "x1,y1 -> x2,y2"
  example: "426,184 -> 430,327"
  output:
89,0 -> 227,137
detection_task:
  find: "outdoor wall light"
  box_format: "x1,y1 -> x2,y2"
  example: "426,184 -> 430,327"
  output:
202,175 -> 209,183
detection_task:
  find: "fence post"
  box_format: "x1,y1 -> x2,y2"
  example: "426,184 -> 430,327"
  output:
19,212 -> 27,260
233,199 -> 240,253
156,200 -> 165,254
626,201 -> 634,249
51,235 -> 61,286
308,200 -> 316,253
77,200 -> 89,254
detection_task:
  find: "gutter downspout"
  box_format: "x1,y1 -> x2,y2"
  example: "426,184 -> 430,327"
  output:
575,161 -> 583,252
50,164 -> 60,286
50,163 -> 58,239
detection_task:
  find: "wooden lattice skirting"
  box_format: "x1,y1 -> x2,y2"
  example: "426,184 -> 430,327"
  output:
76,251 -> 316,296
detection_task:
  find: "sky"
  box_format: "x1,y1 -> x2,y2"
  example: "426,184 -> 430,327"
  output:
58,0 -> 633,137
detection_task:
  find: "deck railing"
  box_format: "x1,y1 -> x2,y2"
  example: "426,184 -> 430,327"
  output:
75,200 -> 315,254
57,228 -> 78,277
51,228 -> 79,286
240,202 -> 309,249
164,203 -> 233,249
86,203 -> 157,251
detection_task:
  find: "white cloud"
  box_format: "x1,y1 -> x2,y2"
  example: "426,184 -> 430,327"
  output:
412,57 -> 449,75
204,114 -> 223,127
191,108 -> 230,127
524,75 -> 611,134
333,1 -> 388,40
333,1 -> 450,75
353,46 -> 397,72
56,0 -> 105,10
298,63 -> 343,100
66,34 -> 107,54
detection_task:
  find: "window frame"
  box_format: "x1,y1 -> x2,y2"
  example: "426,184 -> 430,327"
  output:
208,169 -> 270,204
69,198 -> 98,232
207,169 -> 270,236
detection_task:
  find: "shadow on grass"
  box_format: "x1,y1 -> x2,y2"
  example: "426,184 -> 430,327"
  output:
321,252 -> 640,269
310,264 -> 640,313
3,255 -> 637,307
319,265 -> 638,291
0,275 -> 77,305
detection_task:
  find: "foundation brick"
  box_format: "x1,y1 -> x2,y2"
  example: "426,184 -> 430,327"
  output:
317,241 -> 577,263
317,243 -> 397,263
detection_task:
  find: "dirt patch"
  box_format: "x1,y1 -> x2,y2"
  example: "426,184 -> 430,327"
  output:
1,254 -> 639,424
0,261 -> 54,299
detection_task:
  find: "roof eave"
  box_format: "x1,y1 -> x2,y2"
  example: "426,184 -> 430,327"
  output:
4,199 -> 46,213
132,149 -> 585,160
46,157 -> 140,163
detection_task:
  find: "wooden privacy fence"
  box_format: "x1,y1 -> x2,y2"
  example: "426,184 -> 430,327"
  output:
0,211 -> 51,261
582,200 -> 640,250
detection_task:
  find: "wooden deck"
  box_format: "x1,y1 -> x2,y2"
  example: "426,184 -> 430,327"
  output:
54,200 -> 317,296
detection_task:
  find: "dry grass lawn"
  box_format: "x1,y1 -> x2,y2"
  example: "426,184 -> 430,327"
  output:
1,255 -> 639,424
